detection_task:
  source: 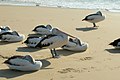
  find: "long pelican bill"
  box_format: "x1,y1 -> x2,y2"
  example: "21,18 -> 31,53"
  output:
82,19 -> 85,21
58,29 -> 76,38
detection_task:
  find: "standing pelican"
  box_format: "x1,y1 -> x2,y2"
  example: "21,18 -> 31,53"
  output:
82,11 -> 105,27
109,38 -> 120,48
32,24 -> 52,35
24,28 -> 76,58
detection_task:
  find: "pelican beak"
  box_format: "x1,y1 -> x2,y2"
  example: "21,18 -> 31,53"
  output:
58,29 -> 76,38
82,19 -> 85,21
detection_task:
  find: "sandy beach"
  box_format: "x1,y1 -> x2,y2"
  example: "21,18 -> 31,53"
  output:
0,5 -> 120,80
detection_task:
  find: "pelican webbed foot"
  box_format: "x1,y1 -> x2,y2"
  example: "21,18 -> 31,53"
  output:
50,49 -> 60,58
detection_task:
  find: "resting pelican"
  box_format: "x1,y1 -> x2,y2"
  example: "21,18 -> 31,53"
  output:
24,28 -> 76,58
0,31 -> 25,42
62,38 -> 88,51
82,11 -> 105,27
109,38 -> 120,49
4,55 -> 42,71
0,26 -> 12,34
32,24 -> 52,35
24,36 -> 42,48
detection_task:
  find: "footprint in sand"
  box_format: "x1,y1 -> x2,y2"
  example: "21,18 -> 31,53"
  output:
79,57 -> 93,61
58,68 -> 82,73
58,66 -> 96,74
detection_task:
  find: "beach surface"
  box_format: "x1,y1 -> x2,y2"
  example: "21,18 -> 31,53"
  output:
0,5 -> 120,80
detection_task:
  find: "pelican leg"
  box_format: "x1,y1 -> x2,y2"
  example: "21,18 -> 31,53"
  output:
93,23 -> 97,27
53,49 -> 60,58
53,49 -> 59,56
50,49 -> 55,58
50,49 -> 60,58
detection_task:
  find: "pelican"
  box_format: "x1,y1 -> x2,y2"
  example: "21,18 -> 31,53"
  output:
32,24 -> 52,35
109,38 -> 120,49
82,11 -> 105,27
24,36 -> 42,48
4,55 -> 42,71
0,31 -> 25,42
0,26 -> 12,34
62,38 -> 88,51
24,28 -> 76,58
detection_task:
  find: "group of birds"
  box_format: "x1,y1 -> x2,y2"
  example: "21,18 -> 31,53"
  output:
1,11 -> 120,71
83,11 -> 120,48
0,24 -> 88,71
24,24 -> 89,58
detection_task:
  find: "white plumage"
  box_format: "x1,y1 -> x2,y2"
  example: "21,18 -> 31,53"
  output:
24,28 -> 76,58
4,55 -> 42,71
0,31 -> 25,42
0,26 -> 12,34
62,38 -> 88,51
82,11 -> 105,27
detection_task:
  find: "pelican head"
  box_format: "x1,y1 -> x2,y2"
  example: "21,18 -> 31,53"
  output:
23,55 -> 35,64
12,31 -> 19,36
46,24 -> 52,30
96,11 -> 102,16
0,26 -> 11,30
74,38 -> 82,46
24,37 -> 31,43
51,28 -> 59,34
4,26 -> 11,30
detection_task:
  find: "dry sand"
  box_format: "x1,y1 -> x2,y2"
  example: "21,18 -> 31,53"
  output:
0,5 -> 120,80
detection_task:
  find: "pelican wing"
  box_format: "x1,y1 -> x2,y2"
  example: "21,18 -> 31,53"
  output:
64,41 -> 77,47
86,15 -> 105,23
85,14 -> 99,20
109,38 -> 120,46
4,55 -> 23,64
33,25 -> 46,31
35,34 -> 58,48
0,32 -> 17,39
118,42 -> 120,46
0,32 -> 13,35
9,58 -> 31,66
2,35 -> 17,40
27,37 -> 42,47
4,55 -> 32,66
24,36 -> 40,43
36,28 -> 51,34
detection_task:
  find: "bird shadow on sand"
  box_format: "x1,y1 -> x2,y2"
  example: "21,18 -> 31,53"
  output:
76,27 -> 98,32
0,59 -> 51,79
36,59 -> 52,69
0,41 -> 19,45
0,69 -> 36,79
56,49 -> 85,56
105,48 -> 120,54
16,47 -> 42,52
